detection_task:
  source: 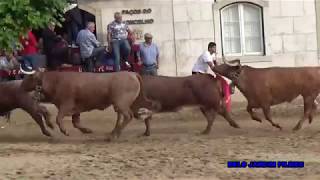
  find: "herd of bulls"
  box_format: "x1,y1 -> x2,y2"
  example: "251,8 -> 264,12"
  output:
1,59 -> 320,141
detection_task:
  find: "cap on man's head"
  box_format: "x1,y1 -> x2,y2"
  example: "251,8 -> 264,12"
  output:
144,33 -> 153,39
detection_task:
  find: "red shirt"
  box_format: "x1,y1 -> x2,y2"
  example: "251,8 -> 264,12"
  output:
128,43 -> 142,73
19,31 -> 38,55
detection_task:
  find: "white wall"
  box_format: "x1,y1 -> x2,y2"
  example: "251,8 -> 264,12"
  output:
79,0 -> 178,76
172,0 -> 216,76
78,0 -> 319,102
78,0 -> 318,76
213,0 -> 318,70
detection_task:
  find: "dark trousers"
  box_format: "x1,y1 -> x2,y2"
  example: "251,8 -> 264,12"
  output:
83,58 -> 95,72
82,47 -> 106,72
67,21 -> 81,44
92,47 -> 105,65
47,47 -> 68,70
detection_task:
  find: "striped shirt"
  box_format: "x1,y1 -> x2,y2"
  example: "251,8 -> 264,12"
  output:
107,21 -> 129,40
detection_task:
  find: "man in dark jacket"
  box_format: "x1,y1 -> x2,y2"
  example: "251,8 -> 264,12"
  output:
42,22 -> 68,70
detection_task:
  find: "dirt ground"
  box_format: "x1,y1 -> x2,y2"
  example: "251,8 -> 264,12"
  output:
1,101 -> 320,180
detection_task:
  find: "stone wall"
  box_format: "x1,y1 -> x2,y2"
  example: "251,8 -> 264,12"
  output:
212,0 -> 318,69
172,0 -> 216,76
269,0 -> 318,67
78,0 -> 177,76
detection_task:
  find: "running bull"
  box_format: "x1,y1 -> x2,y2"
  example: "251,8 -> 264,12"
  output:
0,80 -> 53,136
213,59 -> 320,131
20,71 -> 157,140
131,68 -> 241,136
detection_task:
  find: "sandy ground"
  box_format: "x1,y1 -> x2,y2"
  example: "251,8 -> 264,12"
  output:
1,101 -> 320,180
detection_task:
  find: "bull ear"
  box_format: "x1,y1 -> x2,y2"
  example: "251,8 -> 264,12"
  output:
229,59 -> 241,66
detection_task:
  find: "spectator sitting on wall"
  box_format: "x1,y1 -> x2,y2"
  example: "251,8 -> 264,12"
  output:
76,21 -> 106,72
107,12 -> 132,72
42,22 -> 69,70
138,33 -> 159,76
0,50 -> 20,81
19,29 -> 39,73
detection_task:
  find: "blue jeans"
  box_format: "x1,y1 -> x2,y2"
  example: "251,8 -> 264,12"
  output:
21,54 -> 37,69
111,39 -> 131,72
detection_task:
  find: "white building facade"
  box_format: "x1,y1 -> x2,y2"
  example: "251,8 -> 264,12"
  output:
78,0 -> 319,101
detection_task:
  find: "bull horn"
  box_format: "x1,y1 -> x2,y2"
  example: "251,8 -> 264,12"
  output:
221,56 -> 227,63
19,64 -> 36,75
221,57 -> 240,66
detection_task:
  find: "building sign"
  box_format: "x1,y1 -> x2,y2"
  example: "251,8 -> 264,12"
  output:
121,8 -> 154,25
125,19 -> 154,25
122,8 -> 152,15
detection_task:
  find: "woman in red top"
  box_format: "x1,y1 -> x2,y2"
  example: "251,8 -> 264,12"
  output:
127,33 -> 142,73
19,30 -> 39,73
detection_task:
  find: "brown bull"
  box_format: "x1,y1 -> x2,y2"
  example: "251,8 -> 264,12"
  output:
213,59 -> 320,130
131,74 -> 240,136
0,80 -> 53,136
20,71 -> 155,140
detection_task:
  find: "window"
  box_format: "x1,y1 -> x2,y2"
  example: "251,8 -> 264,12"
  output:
221,3 -> 264,56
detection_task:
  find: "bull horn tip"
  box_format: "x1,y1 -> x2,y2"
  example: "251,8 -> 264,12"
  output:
20,65 -> 36,75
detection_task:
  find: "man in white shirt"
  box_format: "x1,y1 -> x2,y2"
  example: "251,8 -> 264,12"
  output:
192,42 -> 217,75
192,42 -> 233,112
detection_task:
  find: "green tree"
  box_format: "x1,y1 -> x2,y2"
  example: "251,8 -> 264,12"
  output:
0,0 -> 68,51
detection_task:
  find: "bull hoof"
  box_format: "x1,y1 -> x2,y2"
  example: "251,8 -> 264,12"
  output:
253,119 -> 262,123
274,125 -> 282,131
230,122 -> 240,129
143,131 -> 150,136
201,130 -> 210,135
292,125 -> 301,131
47,122 -> 54,130
42,131 -> 52,137
60,130 -> 69,136
79,128 -> 93,134
105,135 -> 116,142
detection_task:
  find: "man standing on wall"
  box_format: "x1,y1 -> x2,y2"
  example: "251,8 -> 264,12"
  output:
107,12 -> 132,72
138,33 -> 159,76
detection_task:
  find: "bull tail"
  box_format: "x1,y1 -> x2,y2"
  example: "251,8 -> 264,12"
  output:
134,74 -> 161,112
